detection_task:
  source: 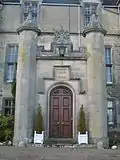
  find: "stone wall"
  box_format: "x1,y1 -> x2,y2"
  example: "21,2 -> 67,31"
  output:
0,4 -> 21,31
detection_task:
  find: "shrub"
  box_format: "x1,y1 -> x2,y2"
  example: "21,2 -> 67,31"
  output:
0,115 -> 14,142
108,131 -> 120,148
77,105 -> 86,134
34,107 -> 44,134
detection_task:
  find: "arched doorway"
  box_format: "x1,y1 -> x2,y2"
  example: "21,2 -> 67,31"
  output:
49,86 -> 73,138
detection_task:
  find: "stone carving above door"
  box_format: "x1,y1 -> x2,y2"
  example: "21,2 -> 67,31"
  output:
52,26 -> 71,45
37,27 -> 87,58
51,26 -> 73,55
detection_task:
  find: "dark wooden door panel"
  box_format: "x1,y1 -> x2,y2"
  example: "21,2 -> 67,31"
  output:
61,96 -> 72,138
63,108 -> 70,121
51,124 -> 60,138
50,96 -> 61,138
50,86 -> 73,138
53,108 -> 59,121
53,97 -> 59,107
61,124 -> 72,138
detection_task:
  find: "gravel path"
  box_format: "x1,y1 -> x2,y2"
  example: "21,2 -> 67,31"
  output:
0,146 -> 120,160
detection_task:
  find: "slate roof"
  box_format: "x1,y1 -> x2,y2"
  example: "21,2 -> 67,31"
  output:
1,0 -> 119,6
42,0 -> 79,4
2,0 -> 20,3
42,0 -> 118,5
102,0 -> 118,5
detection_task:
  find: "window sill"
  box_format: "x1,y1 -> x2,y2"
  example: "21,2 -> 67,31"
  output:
4,81 -> 13,84
106,82 -> 113,85
108,122 -> 114,125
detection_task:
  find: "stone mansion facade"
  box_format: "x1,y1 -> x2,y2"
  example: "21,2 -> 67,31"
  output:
0,0 -> 120,146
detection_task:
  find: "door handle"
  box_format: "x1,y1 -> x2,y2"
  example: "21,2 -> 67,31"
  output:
61,122 -> 64,125
57,122 -> 60,124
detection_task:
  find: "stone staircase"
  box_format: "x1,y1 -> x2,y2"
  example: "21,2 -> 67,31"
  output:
31,138 -> 96,149
43,138 -> 76,147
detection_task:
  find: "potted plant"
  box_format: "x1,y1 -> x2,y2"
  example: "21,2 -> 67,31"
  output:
77,105 -> 88,144
34,106 -> 44,144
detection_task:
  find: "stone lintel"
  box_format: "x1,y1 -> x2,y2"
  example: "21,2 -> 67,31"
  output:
36,56 -> 87,61
16,25 -> 41,36
82,27 -> 107,37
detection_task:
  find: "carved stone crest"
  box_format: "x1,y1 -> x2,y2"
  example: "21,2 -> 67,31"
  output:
52,26 -> 71,45
51,26 -> 72,55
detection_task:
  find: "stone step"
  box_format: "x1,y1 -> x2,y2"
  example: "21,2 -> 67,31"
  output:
43,138 -> 77,146
28,138 -> 96,149
29,143 -> 96,149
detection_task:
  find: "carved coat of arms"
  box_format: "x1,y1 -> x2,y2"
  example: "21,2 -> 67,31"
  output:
52,26 -> 71,45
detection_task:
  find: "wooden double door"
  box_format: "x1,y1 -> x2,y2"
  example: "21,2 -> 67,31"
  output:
49,86 -> 73,138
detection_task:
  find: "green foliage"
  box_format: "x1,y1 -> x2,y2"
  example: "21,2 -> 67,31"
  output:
109,132 -> 120,148
77,105 -> 86,134
34,107 -> 44,134
0,115 -> 14,142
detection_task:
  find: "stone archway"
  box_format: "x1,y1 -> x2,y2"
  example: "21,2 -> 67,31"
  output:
49,86 -> 73,138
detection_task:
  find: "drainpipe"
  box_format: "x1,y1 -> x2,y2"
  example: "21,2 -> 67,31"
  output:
78,1 -> 80,49
78,0 -> 83,49
68,4 -> 70,33
118,4 -> 120,27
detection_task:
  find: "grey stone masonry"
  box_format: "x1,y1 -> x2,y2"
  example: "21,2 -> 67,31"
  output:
83,2 -> 108,147
13,5 -> 41,146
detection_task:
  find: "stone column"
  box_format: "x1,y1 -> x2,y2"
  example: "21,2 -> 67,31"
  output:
13,7 -> 41,146
83,9 -> 108,146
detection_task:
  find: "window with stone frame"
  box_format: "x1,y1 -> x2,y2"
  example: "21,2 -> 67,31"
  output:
107,100 -> 114,125
5,44 -> 18,83
105,47 -> 113,84
23,1 -> 38,24
3,98 -> 15,116
84,3 -> 91,26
